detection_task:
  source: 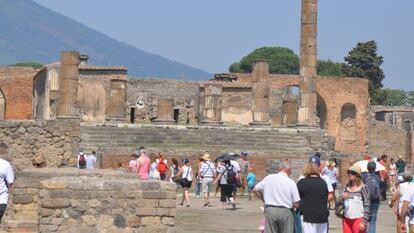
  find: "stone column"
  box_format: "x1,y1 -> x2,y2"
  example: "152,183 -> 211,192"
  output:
57,51 -> 80,118
153,99 -> 175,124
298,0 -> 318,126
252,59 -> 269,83
250,82 -> 271,126
202,84 -> 223,125
106,79 -> 127,121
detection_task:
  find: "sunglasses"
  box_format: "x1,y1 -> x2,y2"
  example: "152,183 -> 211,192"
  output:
347,171 -> 357,176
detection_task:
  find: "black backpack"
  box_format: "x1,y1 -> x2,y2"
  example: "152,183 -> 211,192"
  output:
366,174 -> 381,201
225,165 -> 237,184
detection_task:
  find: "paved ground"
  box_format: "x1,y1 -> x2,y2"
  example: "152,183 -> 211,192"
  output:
176,194 -> 396,233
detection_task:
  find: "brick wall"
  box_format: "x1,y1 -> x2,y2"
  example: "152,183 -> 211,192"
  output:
0,67 -> 38,120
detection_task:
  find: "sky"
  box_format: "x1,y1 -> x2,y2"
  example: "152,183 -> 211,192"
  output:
33,0 -> 414,90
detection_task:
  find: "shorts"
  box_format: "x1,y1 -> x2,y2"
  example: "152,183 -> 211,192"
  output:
202,178 -> 214,193
0,204 -> 7,223
220,184 -> 234,202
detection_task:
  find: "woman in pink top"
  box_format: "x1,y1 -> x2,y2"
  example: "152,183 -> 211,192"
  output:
137,151 -> 150,180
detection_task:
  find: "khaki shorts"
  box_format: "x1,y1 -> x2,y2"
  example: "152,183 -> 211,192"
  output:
202,178 -> 214,193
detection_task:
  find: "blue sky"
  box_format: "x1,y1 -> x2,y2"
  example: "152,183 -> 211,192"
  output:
33,0 -> 414,90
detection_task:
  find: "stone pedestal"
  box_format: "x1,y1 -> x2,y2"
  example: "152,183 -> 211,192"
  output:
202,84 -> 223,125
153,99 -> 175,124
57,51 -> 80,118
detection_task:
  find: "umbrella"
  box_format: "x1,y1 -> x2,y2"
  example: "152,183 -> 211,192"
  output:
214,152 -> 240,162
354,160 -> 386,172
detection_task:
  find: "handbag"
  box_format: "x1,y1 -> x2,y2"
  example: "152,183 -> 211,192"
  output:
293,209 -> 303,233
179,167 -> 191,186
335,185 -> 347,218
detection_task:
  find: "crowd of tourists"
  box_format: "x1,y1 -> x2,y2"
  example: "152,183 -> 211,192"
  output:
254,153 -> 413,233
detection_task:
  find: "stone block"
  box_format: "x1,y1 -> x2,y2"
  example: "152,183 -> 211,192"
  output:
39,224 -> 58,232
88,199 -> 102,208
141,216 -> 161,226
40,208 -> 55,217
158,200 -> 176,208
136,207 -> 157,216
134,199 -> 159,208
41,198 -> 71,209
97,215 -> 113,229
162,217 -> 175,226
126,216 -> 141,227
40,180 -> 68,190
169,208 -> 176,217
13,195 -> 33,204
81,215 -> 97,226
50,218 -> 65,226
142,191 -> 167,199
156,208 -> 170,216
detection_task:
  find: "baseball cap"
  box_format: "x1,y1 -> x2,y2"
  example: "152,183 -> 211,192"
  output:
367,161 -> 376,172
309,155 -> 321,166
241,152 -> 248,156
402,171 -> 413,182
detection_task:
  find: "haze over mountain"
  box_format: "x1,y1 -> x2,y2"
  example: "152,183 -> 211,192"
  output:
0,0 -> 211,80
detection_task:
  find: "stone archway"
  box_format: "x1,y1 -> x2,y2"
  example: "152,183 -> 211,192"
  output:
0,89 -> 5,120
316,93 -> 327,129
340,103 -> 357,141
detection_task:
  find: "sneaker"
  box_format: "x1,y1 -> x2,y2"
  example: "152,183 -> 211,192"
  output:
196,195 -> 200,198
232,203 -> 236,210
186,204 -> 191,208
204,203 -> 209,207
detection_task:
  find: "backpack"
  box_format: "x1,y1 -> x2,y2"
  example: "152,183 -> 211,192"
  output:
224,165 -> 237,184
78,153 -> 86,167
366,174 -> 381,201
157,160 -> 167,175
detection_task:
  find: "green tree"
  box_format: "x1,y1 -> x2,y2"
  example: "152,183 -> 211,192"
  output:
317,60 -> 343,76
380,89 -> 407,106
9,62 -> 43,69
406,91 -> 414,107
229,47 -> 299,74
341,41 -> 385,103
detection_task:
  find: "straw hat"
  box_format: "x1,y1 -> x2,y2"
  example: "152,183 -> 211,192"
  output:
347,165 -> 362,176
201,154 -> 211,161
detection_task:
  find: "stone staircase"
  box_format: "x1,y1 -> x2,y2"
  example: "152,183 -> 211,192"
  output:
80,124 -> 322,154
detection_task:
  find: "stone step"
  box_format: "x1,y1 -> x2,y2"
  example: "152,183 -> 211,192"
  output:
4,220 -> 38,233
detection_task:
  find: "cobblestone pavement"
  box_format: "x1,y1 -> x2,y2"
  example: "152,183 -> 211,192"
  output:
176,194 -> 396,233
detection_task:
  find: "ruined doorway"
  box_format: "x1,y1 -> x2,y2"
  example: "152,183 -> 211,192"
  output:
130,107 -> 136,123
0,89 -> 5,120
282,100 -> 298,125
340,103 -> 357,141
174,109 -> 179,124
317,93 -> 327,129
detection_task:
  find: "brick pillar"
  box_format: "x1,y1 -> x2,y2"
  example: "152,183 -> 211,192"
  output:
57,51 -> 80,118
298,0 -> 318,126
153,99 -> 175,124
106,79 -> 127,121
250,82 -> 271,126
202,84 -> 223,125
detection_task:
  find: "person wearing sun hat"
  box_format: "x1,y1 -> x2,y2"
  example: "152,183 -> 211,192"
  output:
237,151 -> 250,198
338,165 -> 370,233
198,153 -> 216,207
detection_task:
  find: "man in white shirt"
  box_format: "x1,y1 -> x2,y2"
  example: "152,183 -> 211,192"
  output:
86,151 -> 97,169
0,158 -> 14,223
254,160 -> 300,233
399,171 -> 414,233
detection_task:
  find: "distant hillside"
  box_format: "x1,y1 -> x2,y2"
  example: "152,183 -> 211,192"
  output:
0,0 -> 211,80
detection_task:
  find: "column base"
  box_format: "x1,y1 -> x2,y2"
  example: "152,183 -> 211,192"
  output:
152,119 -> 176,125
201,119 -> 223,126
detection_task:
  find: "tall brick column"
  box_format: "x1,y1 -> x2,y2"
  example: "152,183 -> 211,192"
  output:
250,60 -> 271,126
202,83 -> 223,125
153,99 -> 175,124
57,51 -> 80,118
298,0 -> 318,126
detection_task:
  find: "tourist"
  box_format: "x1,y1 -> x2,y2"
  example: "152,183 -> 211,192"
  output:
297,162 -> 329,233
338,165 -> 370,233
396,155 -> 406,175
366,161 -> 381,233
0,157 -> 13,223
176,158 -> 193,207
214,159 -> 239,210
198,153 -> 216,207
389,158 -> 398,192
247,167 -> 256,201
389,172 -> 413,233
86,151 -> 97,169
127,153 -> 138,173
237,151 -> 250,198
214,160 -> 224,197
230,158 -> 241,202
300,155 -> 334,198
156,153 -> 168,181
195,157 -> 203,198
149,155 -> 160,180
379,154 -> 389,201
168,158 -> 180,183
136,149 -> 150,180
323,158 -> 339,209
77,148 -> 87,169
399,171 -> 414,233
253,160 -> 300,233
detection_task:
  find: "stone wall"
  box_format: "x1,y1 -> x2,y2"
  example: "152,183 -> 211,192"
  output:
0,120 -> 80,170
4,168 -> 176,233
127,78 -> 199,124
0,67 -> 38,120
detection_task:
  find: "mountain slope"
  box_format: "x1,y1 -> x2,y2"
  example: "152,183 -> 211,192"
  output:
0,0 -> 211,80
